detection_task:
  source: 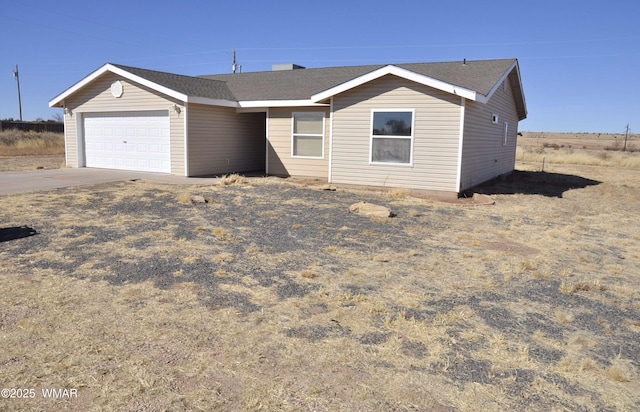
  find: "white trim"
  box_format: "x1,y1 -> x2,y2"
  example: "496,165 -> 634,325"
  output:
237,107 -> 269,113
369,109 -> 415,167
77,109 -> 172,172
48,63 -> 239,109
63,110 -> 69,167
312,65 -> 477,103
184,105 -> 189,176
188,96 -> 238,107
328,97 -> 334,183
239,99 -> 330,108
76,113 -> 85,167
476,59 -> 527,119
265,108 -> 270,175
456,98 -> 465,192
49,64 -> 183,107
477,60 -> 517,104
291,111 -> 325,159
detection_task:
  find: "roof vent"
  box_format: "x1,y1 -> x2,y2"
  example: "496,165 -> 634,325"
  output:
272,64 -> 306,71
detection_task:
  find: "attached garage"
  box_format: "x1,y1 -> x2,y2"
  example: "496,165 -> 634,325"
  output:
83,112 -> 171,173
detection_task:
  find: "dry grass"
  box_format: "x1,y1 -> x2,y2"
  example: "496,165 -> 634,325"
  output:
0,129 -> 65,156
176,191 -> 192,204
218,173 -> 248,186
516,146 -> 640,169
1,151 -> 639,410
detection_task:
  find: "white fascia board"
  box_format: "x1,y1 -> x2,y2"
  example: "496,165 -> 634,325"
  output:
238,99 -> 330,108
187,96 -> 239,108
49,64 -> 111,107
311,65 -> 478,103
107,64 -> 189,102
476,60 -> 527,118
49,63 -> 190,107
512,62 -> 528,118
475,60 -> 518,104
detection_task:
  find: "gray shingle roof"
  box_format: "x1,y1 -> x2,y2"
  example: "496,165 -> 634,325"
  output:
199,58 -> 518,101
107,59 -> 522,119
110,63 -> 237,101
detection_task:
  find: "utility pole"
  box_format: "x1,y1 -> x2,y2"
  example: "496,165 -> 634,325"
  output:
232,49 -> 237,74
13,64 -> 23,121
623,124 -> 629,152
231,49 -> 241,74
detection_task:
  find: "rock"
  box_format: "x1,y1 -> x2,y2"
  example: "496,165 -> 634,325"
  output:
349,201 -> 395,218
190,195 -> 207,204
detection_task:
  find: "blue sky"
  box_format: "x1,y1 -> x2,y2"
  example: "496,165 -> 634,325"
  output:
1,0 -> 638,133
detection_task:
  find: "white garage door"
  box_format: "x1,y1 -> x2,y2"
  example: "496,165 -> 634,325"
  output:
84,112 -> 171,173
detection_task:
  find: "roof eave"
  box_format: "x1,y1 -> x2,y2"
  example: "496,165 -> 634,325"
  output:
49,63 -> 192,108
310,65 -> 478,103
238,99 -> 330,108
188,97 -> 239,108
476,59 -> 527,120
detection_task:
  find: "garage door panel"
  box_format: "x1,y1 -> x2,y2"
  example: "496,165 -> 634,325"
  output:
84,112 -> 170,173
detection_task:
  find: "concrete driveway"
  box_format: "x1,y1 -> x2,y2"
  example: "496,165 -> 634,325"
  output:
0,168 -> 221,194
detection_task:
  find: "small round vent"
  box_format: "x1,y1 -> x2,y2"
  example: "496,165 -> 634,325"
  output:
111,81 -> 124,98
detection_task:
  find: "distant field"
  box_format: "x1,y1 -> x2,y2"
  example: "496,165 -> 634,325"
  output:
517,132 -> 640,169
519,131 -> 639,152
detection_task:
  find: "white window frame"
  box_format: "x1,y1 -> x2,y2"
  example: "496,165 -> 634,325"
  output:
291,111 -> 325,159
503,121 -> 509,146
369,109 -> 415,166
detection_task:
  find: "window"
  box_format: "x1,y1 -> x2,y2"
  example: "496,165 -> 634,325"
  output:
370,110 -> 414,164
292,112 -> 324,158
503,122 -> 509,146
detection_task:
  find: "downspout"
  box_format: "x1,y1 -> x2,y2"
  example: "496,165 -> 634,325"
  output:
183,104 -> 189,176
455,97 -> 465,193
265,108 -> 270,175
328,97 -> 334,183
63,100 -> 69,167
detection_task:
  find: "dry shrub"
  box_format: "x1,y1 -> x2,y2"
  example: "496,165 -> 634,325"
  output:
218,173 -> 248,186
555,311 -> 574,324
177,192 -> 192,204
560,279 -> 606,294
212,227 -> 230,238
608,362 -> 632,382
300,270 -> 318,279
211,252 -> 234,263
386,188 -> 408,199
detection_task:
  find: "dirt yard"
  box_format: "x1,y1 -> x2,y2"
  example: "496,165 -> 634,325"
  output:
0,155 -> 65,172
1,157 -> 639,410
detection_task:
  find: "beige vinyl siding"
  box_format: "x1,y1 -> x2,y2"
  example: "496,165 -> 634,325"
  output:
187,104 -> 265,176
331,75 -> 462,192
63,114 -> 77,167
459,74 -> 519,191
61,72 -> 185,174
267,107 -> 330,178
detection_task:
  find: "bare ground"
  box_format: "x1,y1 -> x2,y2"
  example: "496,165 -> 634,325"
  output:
0,158 -> 639,411
0,155 -> 65,172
